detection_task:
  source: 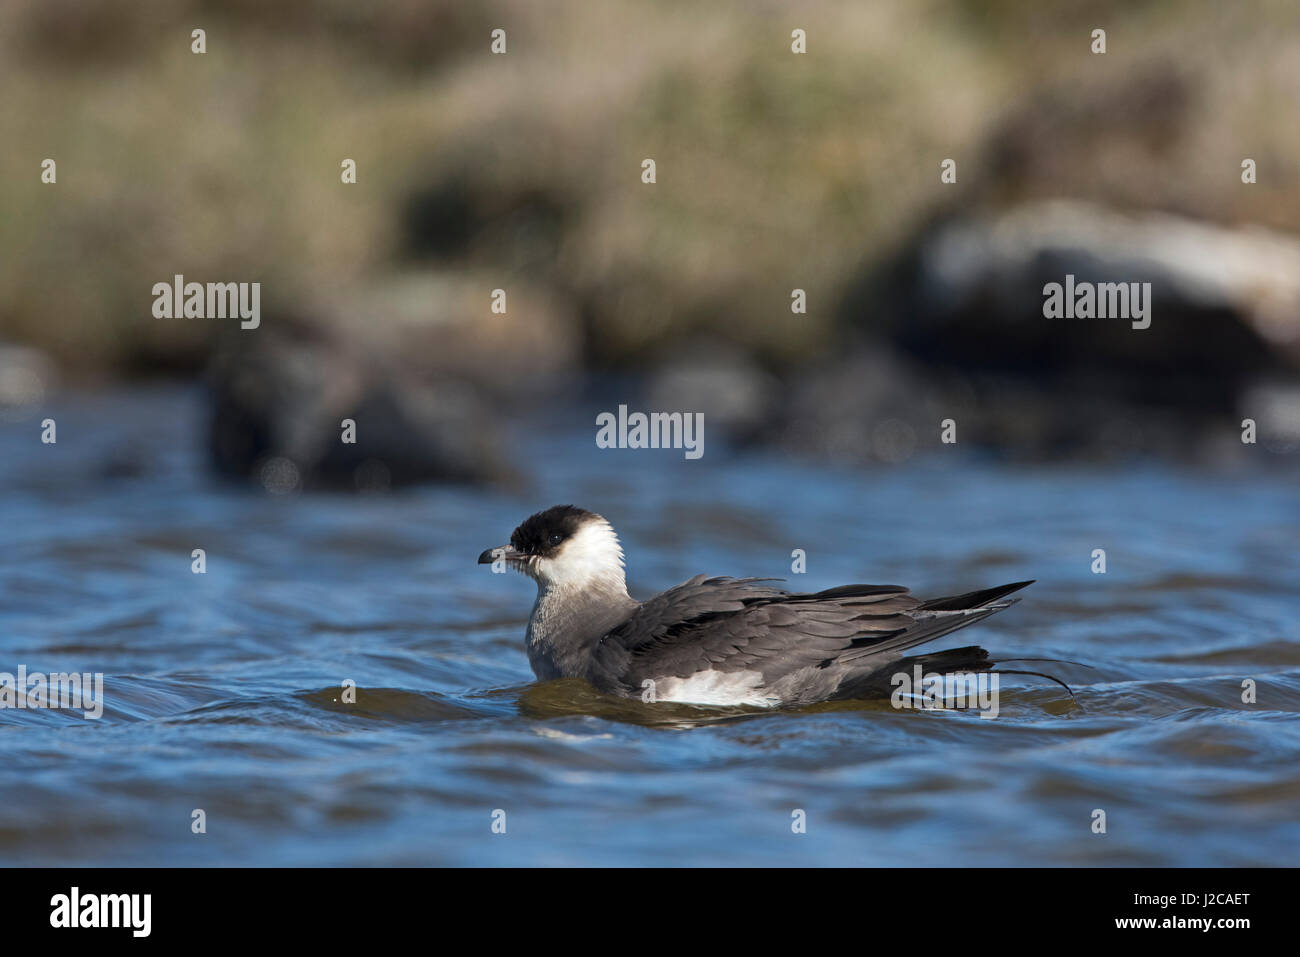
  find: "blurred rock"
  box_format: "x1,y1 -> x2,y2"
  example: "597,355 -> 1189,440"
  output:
646,341 -> 779,445
834,201 -> 1300,459
207,272 -> 579,489
0,343 -> 54,423
1241,379 -> 1300,454
776,351 -> 944,465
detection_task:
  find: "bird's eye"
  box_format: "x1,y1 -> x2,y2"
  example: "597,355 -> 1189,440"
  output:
549,533 -> 564,546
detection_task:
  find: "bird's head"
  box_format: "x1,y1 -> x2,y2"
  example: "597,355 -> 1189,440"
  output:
478,505 -> 627,592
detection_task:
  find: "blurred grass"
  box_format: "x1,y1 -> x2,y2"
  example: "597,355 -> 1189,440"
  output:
3,0 -> 1299,378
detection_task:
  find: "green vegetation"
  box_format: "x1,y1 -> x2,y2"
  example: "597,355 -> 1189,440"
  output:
3,0 -> 1297,378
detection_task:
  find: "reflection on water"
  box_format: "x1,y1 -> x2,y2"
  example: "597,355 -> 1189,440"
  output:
1,387 -> 1298,865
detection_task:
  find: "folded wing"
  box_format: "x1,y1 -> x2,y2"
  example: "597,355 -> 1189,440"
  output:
585,575 -> 1032,700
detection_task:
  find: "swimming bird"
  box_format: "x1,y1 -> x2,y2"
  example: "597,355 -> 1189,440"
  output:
478,504 -> 1058,708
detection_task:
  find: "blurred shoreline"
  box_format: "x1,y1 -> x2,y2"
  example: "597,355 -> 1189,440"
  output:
5,0 -> 1300,481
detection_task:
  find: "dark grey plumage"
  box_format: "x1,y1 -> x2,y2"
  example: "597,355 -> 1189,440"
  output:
480,505 -> 1054,708
584,576 -> 1035,705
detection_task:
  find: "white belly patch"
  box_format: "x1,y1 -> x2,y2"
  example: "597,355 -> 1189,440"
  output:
651,670 -> 779,707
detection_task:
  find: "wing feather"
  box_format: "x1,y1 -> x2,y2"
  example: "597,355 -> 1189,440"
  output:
586,576 -> 1034,698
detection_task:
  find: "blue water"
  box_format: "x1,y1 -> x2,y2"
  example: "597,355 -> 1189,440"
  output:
2,387 -> 1298,865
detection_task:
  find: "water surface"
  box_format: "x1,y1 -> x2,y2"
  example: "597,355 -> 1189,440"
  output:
2,388 -> 1298,865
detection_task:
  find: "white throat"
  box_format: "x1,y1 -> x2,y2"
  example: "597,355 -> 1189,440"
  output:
532,518 -> 630,597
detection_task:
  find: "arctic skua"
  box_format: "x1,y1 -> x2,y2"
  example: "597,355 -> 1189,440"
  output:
479,505 -> 1062,708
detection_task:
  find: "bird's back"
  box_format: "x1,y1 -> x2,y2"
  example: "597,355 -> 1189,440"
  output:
583,575 -> 1034,707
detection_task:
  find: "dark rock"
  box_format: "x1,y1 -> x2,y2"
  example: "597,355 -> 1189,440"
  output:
206,272 -> 579,490
837,201 -> 1300,459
